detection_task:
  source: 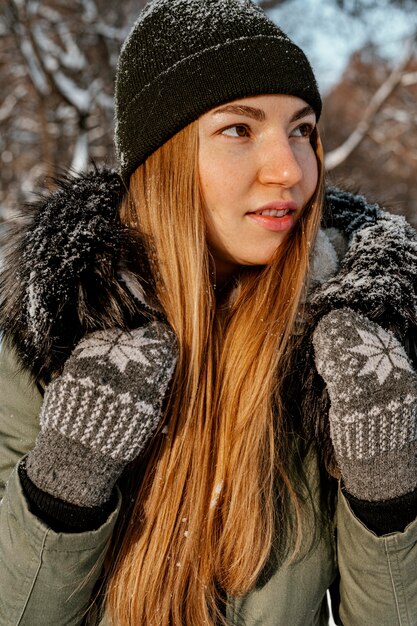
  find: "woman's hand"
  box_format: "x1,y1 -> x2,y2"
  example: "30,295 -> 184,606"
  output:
26,322 -> 177,507
312,308 -> 417,501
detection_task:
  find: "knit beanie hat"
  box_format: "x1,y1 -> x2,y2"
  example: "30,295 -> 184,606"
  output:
115,0 -> 321,183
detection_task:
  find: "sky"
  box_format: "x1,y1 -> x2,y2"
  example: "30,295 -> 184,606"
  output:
268,0 -> 417,93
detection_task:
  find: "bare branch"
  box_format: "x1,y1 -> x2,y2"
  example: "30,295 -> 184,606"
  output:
27,13 -> 91,114
70,127 -> 89,173
33,20 -> 87,72
95,22 -> 130,42
325,40 -> 416,170
80,0 -> 129,41
0,95 -> 19,123
51,71 -> 92,114
7,0 -> 50,96
402,71 -> 417,86
95,89 -> 114,111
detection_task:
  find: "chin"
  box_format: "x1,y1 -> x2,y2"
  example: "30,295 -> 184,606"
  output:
240,257 -> 275,268
240,249 -> 282,267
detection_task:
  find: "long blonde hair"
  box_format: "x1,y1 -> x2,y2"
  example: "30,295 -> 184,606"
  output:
105,120 -> 324,625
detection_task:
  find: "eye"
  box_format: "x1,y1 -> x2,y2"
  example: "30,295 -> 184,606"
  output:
221,124 -> 250,138
291,122 -> 315,139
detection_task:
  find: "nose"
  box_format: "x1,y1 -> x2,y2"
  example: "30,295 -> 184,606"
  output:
257,134 -> 303,188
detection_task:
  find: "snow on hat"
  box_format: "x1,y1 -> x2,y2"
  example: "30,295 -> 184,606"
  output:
115,0 -> 321,183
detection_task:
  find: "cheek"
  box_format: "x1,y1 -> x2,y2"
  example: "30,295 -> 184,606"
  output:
302,149 -> 319,198
199,150 -> 219,213
199,151 -> 242,216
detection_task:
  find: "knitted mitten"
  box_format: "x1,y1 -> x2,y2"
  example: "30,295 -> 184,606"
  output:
312,308 -> 417,501
26,322 -> 177,507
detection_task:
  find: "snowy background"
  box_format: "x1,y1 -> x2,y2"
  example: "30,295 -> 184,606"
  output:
267,0 -> 417,93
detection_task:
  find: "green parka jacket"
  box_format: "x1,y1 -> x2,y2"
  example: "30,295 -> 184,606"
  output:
1,172 -> 417,625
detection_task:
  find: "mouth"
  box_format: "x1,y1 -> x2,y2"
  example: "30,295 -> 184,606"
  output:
247,202 -> 297,233
253,207 -> 294,218
249,201 -> 298,217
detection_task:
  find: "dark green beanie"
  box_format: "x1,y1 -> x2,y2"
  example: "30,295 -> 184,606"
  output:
115,0 -> 321,183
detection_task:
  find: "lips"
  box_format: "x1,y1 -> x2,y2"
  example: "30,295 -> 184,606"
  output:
256,208 -> 292,217
249,201 -> 298,216
247,201 -> 297,233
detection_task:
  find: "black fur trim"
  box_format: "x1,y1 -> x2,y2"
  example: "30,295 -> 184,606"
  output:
0,168 -> 158,382
314,188 -> 417,351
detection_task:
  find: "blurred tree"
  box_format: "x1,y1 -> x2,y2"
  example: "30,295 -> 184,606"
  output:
322,42 -> 417,226
0,0 -> 145,217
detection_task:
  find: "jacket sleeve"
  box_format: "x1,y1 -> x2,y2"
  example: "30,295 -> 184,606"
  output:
0,464 -> 120,626
0,340 -> 43,499
336,487 -> 417,626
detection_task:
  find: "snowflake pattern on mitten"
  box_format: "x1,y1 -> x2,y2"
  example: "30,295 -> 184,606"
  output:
348,324 -> 414,385
40,324 -> 177,462
313,308 -> 417,501
75,328 -> 160,372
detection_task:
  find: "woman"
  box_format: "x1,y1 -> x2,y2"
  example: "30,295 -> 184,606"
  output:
1,0 -> 416,624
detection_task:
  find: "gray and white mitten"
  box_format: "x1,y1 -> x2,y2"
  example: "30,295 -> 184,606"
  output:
26,322 -> 177,507
312,308 -> 417,501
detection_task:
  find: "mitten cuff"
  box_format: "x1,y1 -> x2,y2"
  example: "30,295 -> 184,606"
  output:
19,459 -> 118,531
26,430 -> 125,507
339,443 -> 417,501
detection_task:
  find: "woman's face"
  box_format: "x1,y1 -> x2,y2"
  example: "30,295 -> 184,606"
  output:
198,94 -> 319,283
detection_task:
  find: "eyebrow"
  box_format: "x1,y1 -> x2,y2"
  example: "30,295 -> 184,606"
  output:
211,103 -> 316,123
290,105 -> 316,122
211,104 -> 266,122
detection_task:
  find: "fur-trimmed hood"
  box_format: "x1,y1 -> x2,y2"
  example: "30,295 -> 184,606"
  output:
1,169 -> 416,386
